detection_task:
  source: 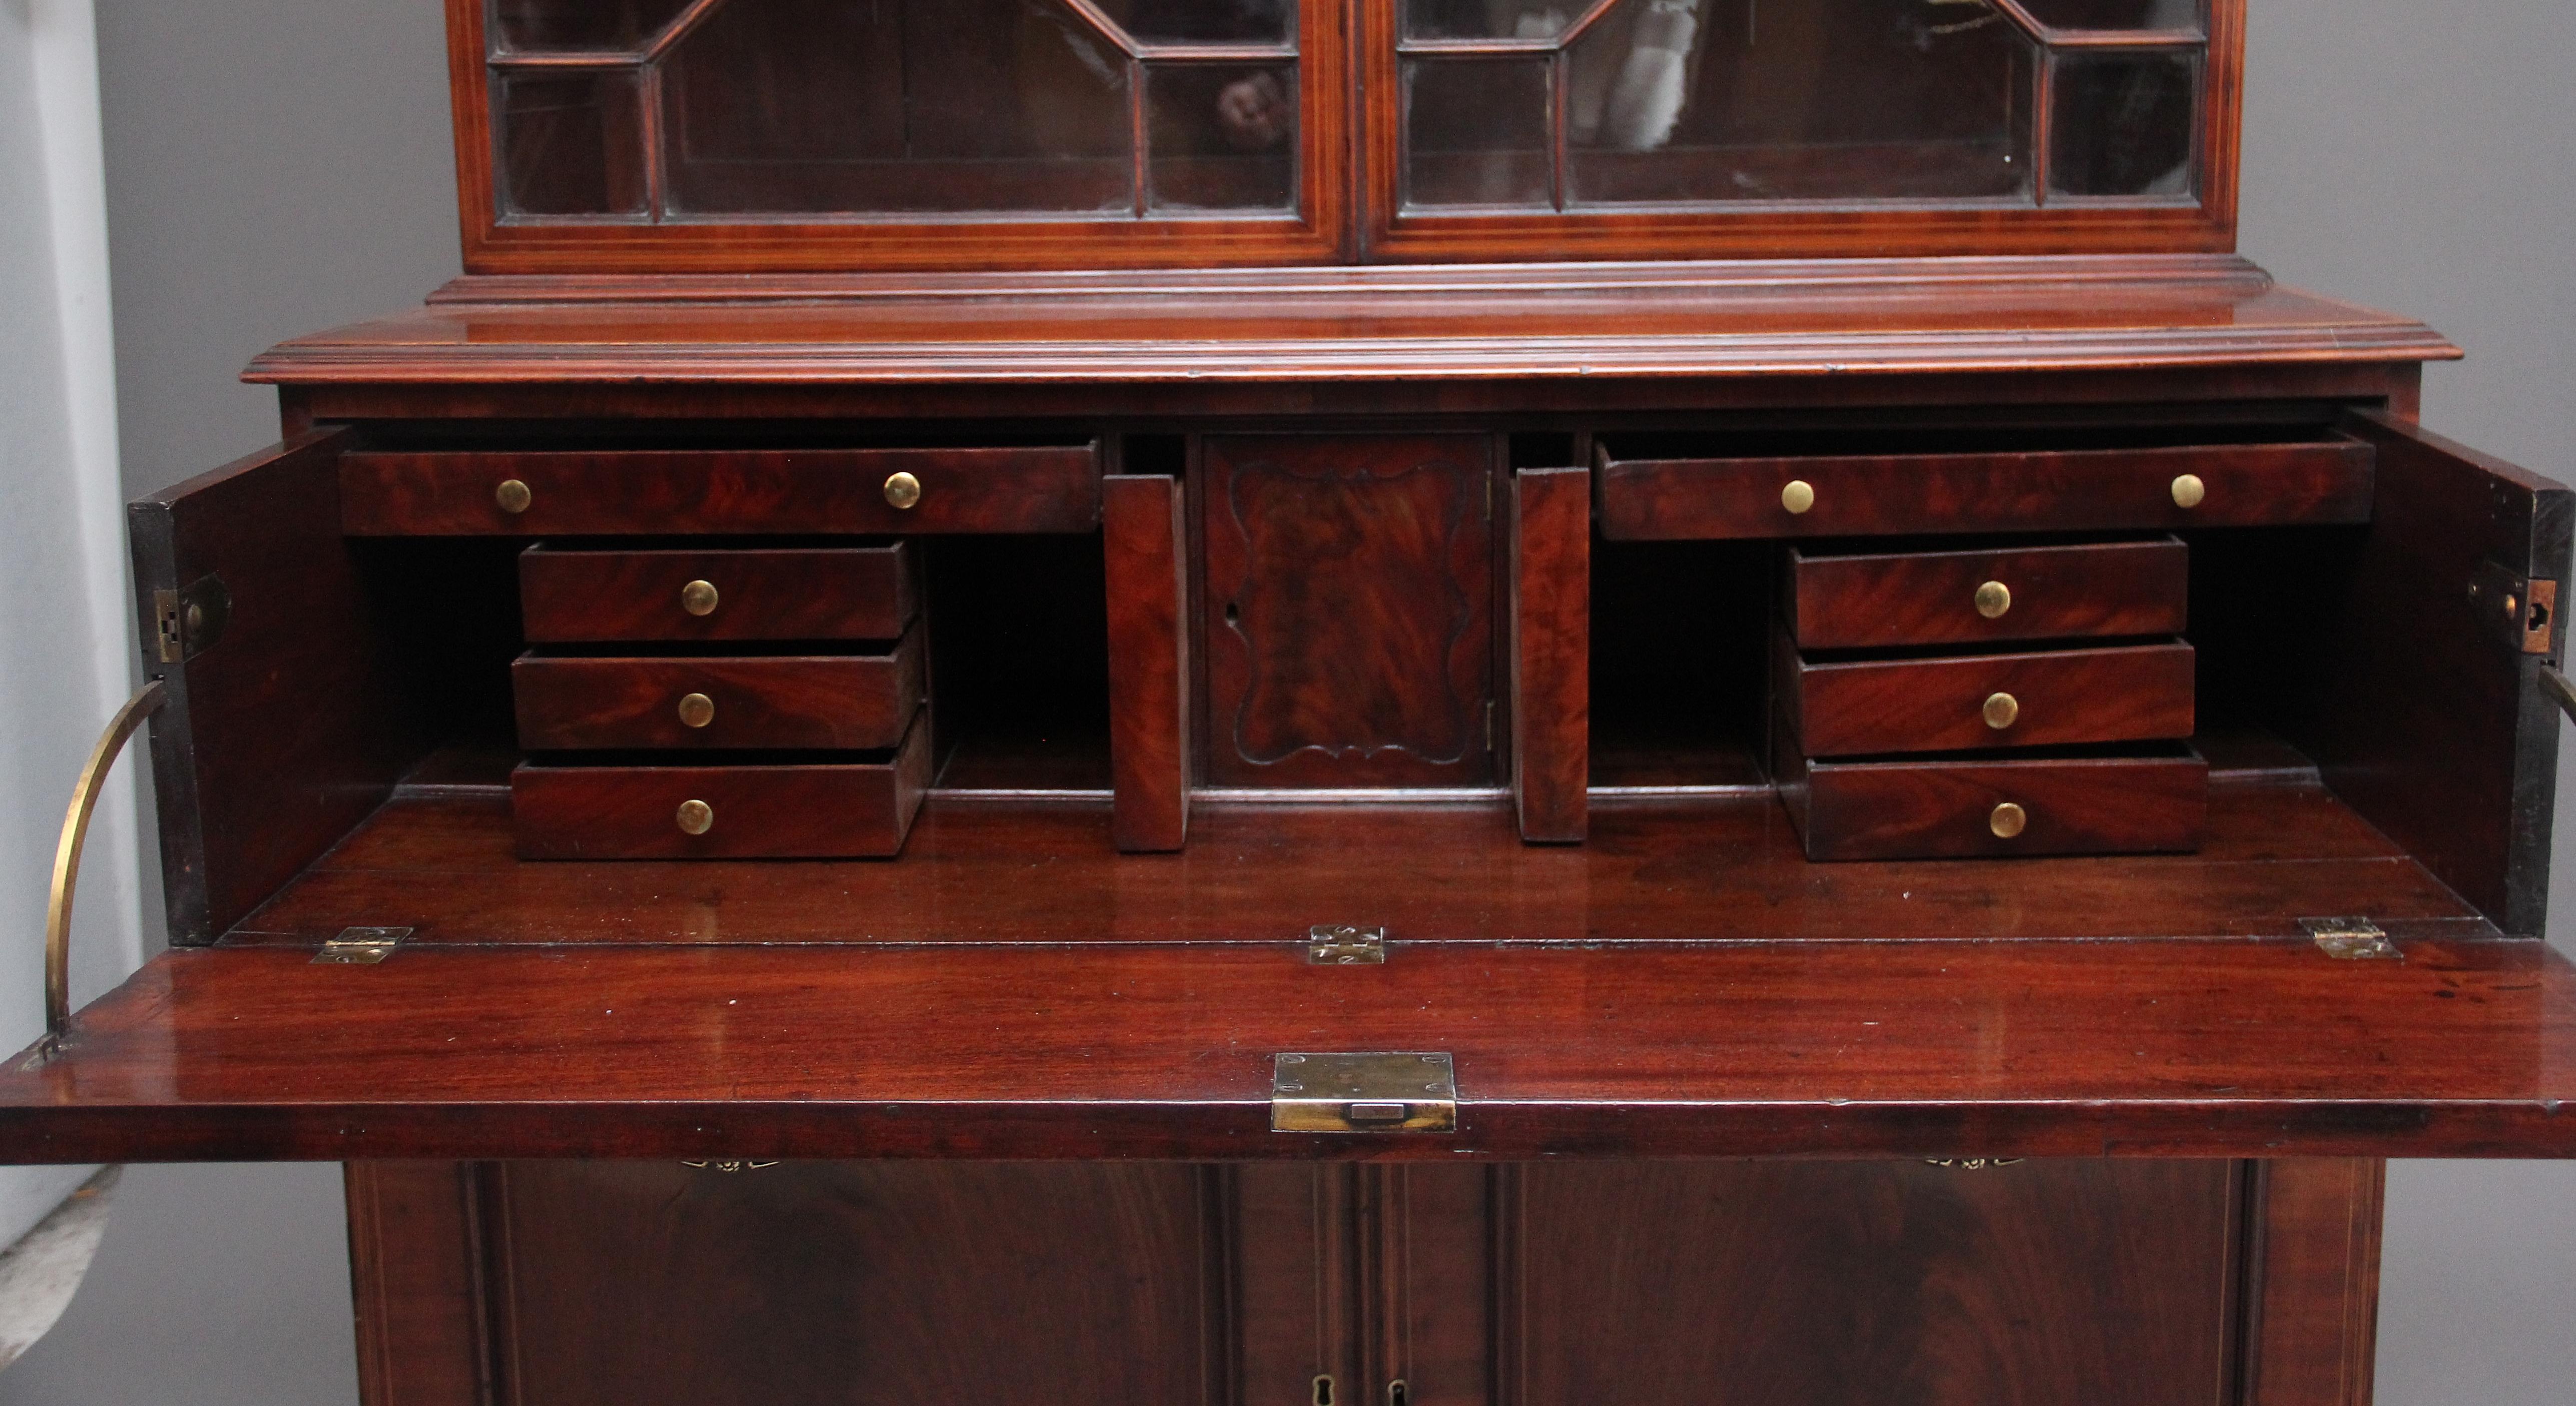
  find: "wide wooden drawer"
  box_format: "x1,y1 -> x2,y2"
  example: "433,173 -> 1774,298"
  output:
513,634 -> 924,753
342,445 -> 1101,536
1776,745 -> 2210,862
1778,635 -> 2196,756
1598,439 -> 2373,540
511,711 -> 932,859
521,541 -> 919,643
1786,537 -> 2189,650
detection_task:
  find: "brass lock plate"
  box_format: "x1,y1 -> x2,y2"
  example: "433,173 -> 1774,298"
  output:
1271,1052 -> 1457,1134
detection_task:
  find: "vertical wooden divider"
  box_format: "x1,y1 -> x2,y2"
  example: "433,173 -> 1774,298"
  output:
1104,474 -> 1192,852
2241,1158 -> 2386,1406
1511,467 -> 1591,843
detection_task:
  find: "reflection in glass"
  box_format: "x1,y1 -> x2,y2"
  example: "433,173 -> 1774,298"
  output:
489,0 -> 698,54
661,0 -> 1134,215
494,71 -> 647,217
1403,58 -> 1553,208
2014,0 -> 2201,32
1096,0 -> 1296,46
1149,65 -> 1299,212
1563,0 -> 2035,205
2049,51 -> 2198,198
1400,0 -> 1585,41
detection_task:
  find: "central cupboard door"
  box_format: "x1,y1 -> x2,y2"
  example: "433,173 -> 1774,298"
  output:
1200,434 -> 1502,788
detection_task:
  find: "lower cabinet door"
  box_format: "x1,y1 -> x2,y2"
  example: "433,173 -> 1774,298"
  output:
349,1159 -> 2372,1406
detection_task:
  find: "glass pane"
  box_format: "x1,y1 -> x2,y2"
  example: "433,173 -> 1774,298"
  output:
1564,0 -> 2035,205
493,70 -> 648,218
1403,57 -> 1553,209
2014,0 -> 2201,32
1402,0 -> 1587,41
2048,50 -> 2199,198
1148,64 -> 1298,212
1096,0 -> 1295,46
662,0 -> 1134,217
490,0 -> 698,54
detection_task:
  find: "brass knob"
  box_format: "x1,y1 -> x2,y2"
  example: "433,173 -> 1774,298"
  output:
883,471 -> 922,510
676,799 -> 714,836
2171,473 -> 2206,509
1982,691 -> 2019,730
677,692 -> 715,729
1974,580 -> 2011,619
680,580 -> 719,616
494,479 -> 533,514
1780,480 -> 1815,515
1989,802 -> 2027,839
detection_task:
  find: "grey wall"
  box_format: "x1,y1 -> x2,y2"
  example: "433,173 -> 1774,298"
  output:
3,1 -> 2570,1401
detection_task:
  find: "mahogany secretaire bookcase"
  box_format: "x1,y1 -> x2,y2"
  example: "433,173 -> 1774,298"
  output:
8,3 -> 2575,1402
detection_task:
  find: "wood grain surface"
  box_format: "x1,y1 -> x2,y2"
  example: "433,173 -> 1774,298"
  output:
1780,746 -> 2209,861
1781,637 -> 2197,756
1508,467 -> 1588,842
511,636 -> 923,752
6,932 -> 2575,1162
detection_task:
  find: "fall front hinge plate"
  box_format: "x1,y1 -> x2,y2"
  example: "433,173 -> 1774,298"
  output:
2302,917 -> 2400,960
1271,1052 -> 1457,1134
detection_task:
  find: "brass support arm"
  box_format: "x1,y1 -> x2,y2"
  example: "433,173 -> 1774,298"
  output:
2543,666 -> 2576,726
41,680 -> 165,1056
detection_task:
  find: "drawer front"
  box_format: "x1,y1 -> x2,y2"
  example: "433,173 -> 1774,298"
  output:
512,712 -> 932,859
343,445 -> 1101,536
1788,538 -> 2188,650
1781,637 -> 2196,756
1779,749 -> 2209,862
1599,441 -> 2372,540
521,542 -> 919,643
513,636 -> 924,753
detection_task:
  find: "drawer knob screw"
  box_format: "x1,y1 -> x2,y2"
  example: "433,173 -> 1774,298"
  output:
884,471 -> 923,510
1780,479 -> 1815,515
2171,473 -> 2206,509
681,580 -> 720,616
676,799 -> 715,836
494,479 -> 533,514
1989,802 -> 2027,839
1982,691 -> 2019,730
1974,580 -> 2011,618
677,692 -> 715,729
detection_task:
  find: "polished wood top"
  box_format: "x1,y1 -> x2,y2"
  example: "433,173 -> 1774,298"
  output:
3,935 -> 2571,1163
244,257 -> 2455,390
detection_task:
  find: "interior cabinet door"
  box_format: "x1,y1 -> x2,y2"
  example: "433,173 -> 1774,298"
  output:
351,1161 -> 1351,1406
1200,434 -> 1500,788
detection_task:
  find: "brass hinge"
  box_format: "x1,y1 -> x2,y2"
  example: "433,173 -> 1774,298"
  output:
151,575 -> 231,664
2302,916 -> 2400,960
2467,561 -> 2555,654
1272,1052 -> 1457,1133
312,926 -> 411,965
681,1159 -> 780,1173
1308,925 -> 1386,964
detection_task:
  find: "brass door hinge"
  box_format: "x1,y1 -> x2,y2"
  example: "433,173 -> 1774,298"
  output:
1272,1052 -> 1456,1133
2467,561 -> 2555,654
313,926 -> 411,964
2302,917 -> 2400,960
1308,925 -> 1386,964
151,575 -> 231,664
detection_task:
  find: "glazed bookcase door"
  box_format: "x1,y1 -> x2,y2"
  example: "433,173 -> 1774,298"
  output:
452,0 -> 1352,271
1363,0 -> 2241,260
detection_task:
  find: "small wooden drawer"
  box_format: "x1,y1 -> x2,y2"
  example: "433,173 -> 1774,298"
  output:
1786,537 -> 2189,650
513,632 -> 924,752
1775,745 -> 2209,862
1597,439 -> 2372,540
512,711 -> 932,860
520,541 -> 919,643
1777,633 -> 2196,757
342,444 -> 1101,536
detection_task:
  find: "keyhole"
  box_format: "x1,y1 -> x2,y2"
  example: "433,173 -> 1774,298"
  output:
1313,1374 -> 1335,1406
1225,601 -> 1241,628
2531,598 -> 2553,634
1388,1382 -> 1409,1406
